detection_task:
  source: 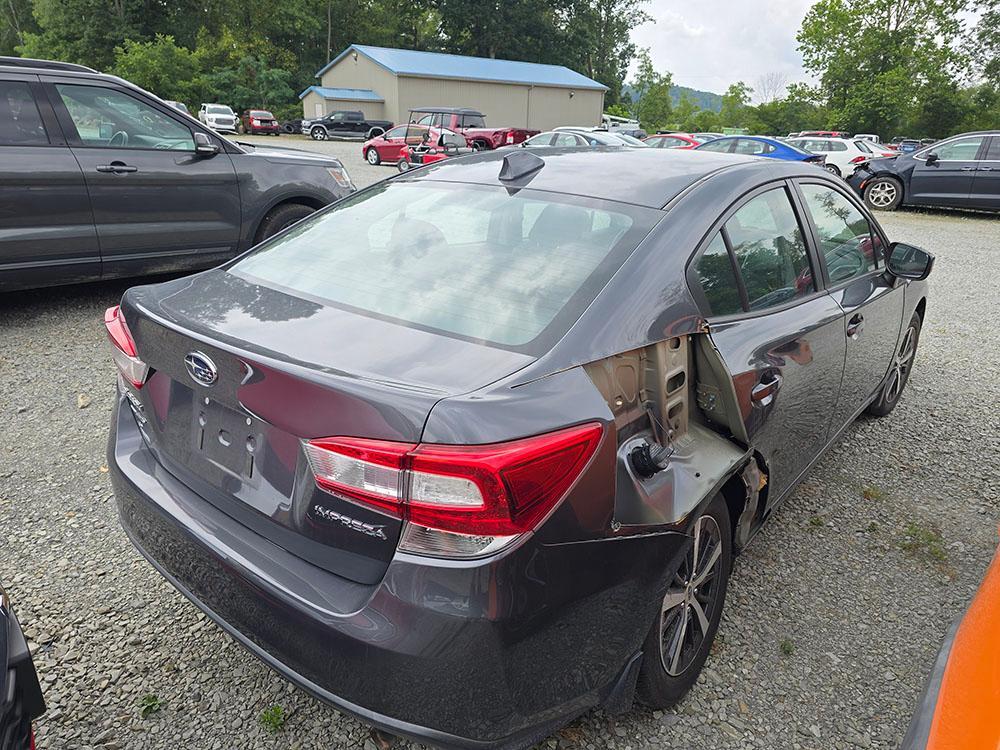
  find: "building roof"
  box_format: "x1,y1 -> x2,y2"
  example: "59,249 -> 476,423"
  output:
317,45 -> 608,92
298,85 -> 384,102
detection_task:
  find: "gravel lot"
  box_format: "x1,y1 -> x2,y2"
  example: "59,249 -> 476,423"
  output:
1,139 -> 998,750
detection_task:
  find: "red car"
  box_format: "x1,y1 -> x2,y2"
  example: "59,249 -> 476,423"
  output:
362,124 -> 432,166
643,133 -> 701,149
240,109 -> 280,135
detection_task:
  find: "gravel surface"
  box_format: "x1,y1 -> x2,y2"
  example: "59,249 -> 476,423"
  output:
1,143 -> 997,750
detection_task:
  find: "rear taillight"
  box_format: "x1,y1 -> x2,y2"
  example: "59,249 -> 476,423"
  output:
850,155 -> 867,163
104,305 -> 148,388
304,423 -> 603,557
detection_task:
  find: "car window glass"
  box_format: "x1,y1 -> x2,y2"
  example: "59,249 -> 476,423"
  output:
986,138 -> 1000,161
553,133 -> 580,147
801,184 -> 880,283
347,112 -> 362,121
726,188 -> 814,310
698,139 -> 731,152
232,182 -> 658,350
384,126 -> 406,138
56,84 -> 194,150
462,114 -> 485,127
829,141 -> 847,151
932,136 -> 984,161
855,140 -> 872,153
734,139 -> 773,155
0,80 -> 48,145
524,132 -> 553,146
694,233 -> 743,316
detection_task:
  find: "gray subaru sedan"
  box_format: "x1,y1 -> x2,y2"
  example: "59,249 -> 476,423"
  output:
107,147 -> 932,749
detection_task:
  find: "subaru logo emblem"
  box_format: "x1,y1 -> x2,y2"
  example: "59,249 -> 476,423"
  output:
184,351 -> 218,387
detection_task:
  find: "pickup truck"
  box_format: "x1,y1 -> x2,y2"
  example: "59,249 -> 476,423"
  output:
302,111 -> 394,140
408,107 -> 539,150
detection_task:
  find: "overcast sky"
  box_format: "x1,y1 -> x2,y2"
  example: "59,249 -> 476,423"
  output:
629,0 -> 818,96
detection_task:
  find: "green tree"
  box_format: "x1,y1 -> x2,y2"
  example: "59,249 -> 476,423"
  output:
719,81 -> 753,127
630,48 -> 673,130
674,91 -> 698,130
797,0 -> 970,136
113,35 -> 200,103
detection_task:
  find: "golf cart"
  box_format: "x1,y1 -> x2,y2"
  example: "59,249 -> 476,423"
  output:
397,108 -> 474,172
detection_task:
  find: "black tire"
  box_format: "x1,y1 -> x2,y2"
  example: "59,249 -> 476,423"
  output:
254,203 -> 314,244
365,147 -> 381,166
867,311 -> 921,417
310,127 -> 328,141
863,176 -> 903,211
636,493 -> 732,709
397,159 -> 411,173
824,163 -> 841,177
471,141 -> 488,152
282,123 -> 295,134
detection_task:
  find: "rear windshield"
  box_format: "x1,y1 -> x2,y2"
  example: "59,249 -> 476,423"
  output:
230,181 -> 660,351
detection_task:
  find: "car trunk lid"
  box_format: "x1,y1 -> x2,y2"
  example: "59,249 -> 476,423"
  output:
119,271 -> 534,584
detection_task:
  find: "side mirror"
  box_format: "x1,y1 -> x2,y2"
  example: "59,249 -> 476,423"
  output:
924,152 -> 939,165
194,132 -> 220,157
886,242 -> 934,281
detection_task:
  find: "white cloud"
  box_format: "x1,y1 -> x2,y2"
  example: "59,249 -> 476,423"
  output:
630,0 -> 818,95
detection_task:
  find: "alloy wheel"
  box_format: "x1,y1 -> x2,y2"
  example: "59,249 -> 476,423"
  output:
659,514 -> 724,676
868,181 -> 897,208
884,322 -> 918,404
366,149 -> 379,165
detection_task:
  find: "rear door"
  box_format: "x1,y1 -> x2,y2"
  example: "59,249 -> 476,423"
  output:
969,136 -> 1000,210
908,135 -> 987,206
0,74 -> 100,290
687,182 -> 846,501
795,180 -> 904,427
43,79 -> 241,279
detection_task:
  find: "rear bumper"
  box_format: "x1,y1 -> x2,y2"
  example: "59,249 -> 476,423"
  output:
108,398 -> 687,749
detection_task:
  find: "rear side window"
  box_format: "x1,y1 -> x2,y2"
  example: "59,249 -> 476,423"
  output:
987,138 -> 1000,161
697,139 -> 732,153
733,139 -> 774,155
725,188 -> 814,311
0,80 -> 48,145
231,182 -> 660,350
693,233 -> 743,316
800,184 -> 880,282
461,114 -> 485,128
691,187 -> 815,316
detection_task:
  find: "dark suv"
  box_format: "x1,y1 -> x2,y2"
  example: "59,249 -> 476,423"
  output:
0,57 -> 356,292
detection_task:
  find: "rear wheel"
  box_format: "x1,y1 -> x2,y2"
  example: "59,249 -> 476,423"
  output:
636,493 -> 732,708
365,147 -> 381,165
471,141 -> 488,152
864,176 -> 903,211
824,163 -> 841,177
311,127 -> 328,141
397,159 -> 411,173
867,312 -> 921,417
254,203 -> 314,244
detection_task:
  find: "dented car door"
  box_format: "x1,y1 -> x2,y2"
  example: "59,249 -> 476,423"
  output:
688,183 -> 847,501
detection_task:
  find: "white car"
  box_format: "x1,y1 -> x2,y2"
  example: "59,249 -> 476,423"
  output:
198,103 -> 238,133
787,137 -> 884,178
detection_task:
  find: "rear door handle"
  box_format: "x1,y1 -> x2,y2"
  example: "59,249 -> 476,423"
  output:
751,373 -> 782,403
96,162 -> 138,174
847,313 -> 865,337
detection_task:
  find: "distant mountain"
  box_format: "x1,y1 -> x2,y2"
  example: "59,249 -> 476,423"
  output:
621,84 -> 723,112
